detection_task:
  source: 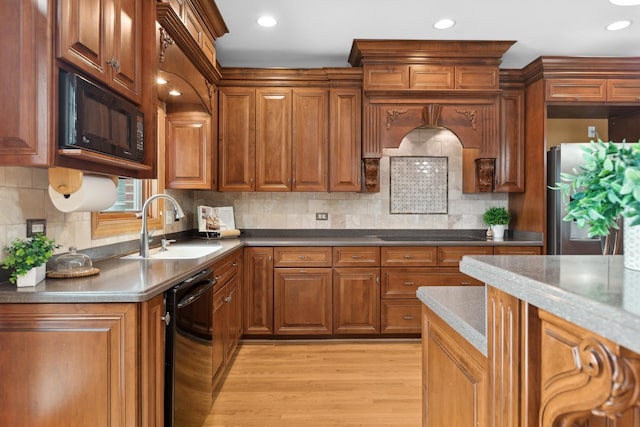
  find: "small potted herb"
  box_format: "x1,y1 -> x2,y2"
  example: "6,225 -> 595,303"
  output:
2,234 -> 61,286
483,207 -> 511,240
552,139 -> 640,269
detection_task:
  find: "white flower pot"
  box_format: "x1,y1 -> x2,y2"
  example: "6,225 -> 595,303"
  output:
491,224 -> 506,241
16,265 -> 46,287
624,217 -> 640,271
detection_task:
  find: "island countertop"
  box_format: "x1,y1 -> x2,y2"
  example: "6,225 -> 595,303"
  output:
459,255 -> 640,354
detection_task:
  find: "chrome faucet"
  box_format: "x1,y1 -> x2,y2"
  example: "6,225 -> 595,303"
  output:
139,194 -> 185,257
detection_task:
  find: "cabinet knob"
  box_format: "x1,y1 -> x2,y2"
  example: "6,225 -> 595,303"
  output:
232,262 -> 238,267
161,312 -> 171,326
224,296 -> 232,303
403,282 -> 415,286
106,57 -> 120,72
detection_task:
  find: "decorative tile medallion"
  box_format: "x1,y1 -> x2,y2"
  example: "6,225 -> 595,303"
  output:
390,156 -> 448,214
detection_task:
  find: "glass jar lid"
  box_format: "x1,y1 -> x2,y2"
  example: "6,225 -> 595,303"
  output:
53,247 -> 93,273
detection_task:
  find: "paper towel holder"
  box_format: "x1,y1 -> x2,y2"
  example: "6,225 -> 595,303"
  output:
48,167 -> 119,198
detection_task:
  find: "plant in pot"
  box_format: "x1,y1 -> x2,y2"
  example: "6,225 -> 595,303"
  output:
483,207 -> 511,240
552,139 -> 640,269
2,234 -> 61,286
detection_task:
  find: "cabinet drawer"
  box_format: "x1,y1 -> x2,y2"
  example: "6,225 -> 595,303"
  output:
607,79 -> 640,102
364,65 -> 409,90
409,65 -> 454,89
333,246 -> 380,267
273,247 -> 332,267
213,250 -> 242,287
381,299 -> 421,334
494,246 -> 542,255
545,79 -> 607,102
381,247 -> 438,267
437,246 -> 494,267
383,267 -> 483,294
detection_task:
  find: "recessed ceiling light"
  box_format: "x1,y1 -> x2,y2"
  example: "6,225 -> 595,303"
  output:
609,0 -> 640,6
157,77 -> 168,85
168,89 -> 182,96
257,15 -> 277,27
606,20 -> 632,30
433,18 -> 455,30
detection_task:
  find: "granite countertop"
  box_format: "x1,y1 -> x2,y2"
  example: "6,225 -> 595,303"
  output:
0,229 -> 542,304
460,255 -> 640,354
417,286 -> 487,355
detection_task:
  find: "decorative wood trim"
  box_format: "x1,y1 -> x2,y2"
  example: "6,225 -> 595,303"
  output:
475,158 -> 495,193
363,158 -> 380,193
386,108 -> 408,129
455,109 -> 477,129
158,27 -> 174,63
538,309 -> 640,426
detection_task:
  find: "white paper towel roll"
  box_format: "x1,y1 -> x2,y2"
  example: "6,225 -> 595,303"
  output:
48,175 -> 118,213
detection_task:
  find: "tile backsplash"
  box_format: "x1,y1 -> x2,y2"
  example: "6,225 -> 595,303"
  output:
0,129 -> 507,260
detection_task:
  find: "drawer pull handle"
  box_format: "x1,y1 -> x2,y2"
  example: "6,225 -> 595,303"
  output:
403,282 -> 415,286
403,316 -> 415,321
351,255 -> 362,259
403,255 -> 414,259
298,255 -> 307,259
460,281 -> 471,285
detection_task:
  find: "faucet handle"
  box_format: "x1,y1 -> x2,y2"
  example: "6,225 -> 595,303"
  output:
160,238 -> 176,251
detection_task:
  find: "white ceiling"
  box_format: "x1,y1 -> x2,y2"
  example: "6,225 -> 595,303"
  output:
213,0 -> 640,69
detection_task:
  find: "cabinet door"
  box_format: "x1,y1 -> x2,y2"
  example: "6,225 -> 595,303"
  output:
292,88 -> 328,191
381,299 -> 421,334
274,268 -> 333,335
0,0 -> 52,166
0,303 -> 138,427
607,79 -> 640,102
165,111 -> 212,189
364,65 -> 409,90
110,0 -> 141,100
140,294 -> 165,427
243,247 -> 274,335
333,267 -> 380,334
422,305 -> 488,427
225,274 -> 242,359
545,79 -> 607,102
256,88 -> 292,191
495,88 -> 525,192
409,65 -> 454,90
219,87 -> 256,191
212,284 -> 227,383
455,66 -> 499,90
329,88 -> 362,191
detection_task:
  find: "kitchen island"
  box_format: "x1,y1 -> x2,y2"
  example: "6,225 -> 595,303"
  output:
418,255 -> 640,427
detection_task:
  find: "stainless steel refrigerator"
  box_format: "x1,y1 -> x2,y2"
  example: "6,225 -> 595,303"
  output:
546,143 -> 624,255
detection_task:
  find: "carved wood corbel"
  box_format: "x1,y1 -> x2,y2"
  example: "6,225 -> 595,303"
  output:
475,158 -> 495,192
158,27 -> 174,63
539,333 -> 640,426
363,158 -> 380,192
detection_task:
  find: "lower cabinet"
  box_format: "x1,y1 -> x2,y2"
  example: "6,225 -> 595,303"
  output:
243,247 -> 274,335
0,295 -> 165,427
212,249 -> 243,387
274,268 -> 333,334
422,304 -> 488,427
333,267 -> 380,334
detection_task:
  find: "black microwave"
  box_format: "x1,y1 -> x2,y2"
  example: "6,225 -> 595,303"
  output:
58,70 -> 145,163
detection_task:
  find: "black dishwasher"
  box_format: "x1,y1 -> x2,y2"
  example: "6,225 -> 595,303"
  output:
165,268 -> 217,427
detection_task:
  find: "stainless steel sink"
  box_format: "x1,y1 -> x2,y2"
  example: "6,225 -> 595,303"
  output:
121,244 -> 223,260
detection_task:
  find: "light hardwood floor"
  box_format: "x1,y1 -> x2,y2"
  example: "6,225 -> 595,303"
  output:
205,340 -> 422,427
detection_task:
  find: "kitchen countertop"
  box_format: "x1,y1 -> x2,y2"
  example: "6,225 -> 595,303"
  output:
459,255 -> 640,354
0,229 -> 542,304
417,286 -> 487,355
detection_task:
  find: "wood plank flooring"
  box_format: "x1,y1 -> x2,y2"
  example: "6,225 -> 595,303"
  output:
205,340 -> 422,427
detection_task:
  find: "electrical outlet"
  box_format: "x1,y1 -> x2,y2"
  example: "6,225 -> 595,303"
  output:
26,219 -> 46,237
165,210 -> 174,225
587,126 -> 596,138
315,212 -> 328,221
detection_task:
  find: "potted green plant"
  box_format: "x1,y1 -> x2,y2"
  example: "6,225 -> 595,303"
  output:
483,207 -> 511,240
552,139 -> 640,269
2,234 -> 61,286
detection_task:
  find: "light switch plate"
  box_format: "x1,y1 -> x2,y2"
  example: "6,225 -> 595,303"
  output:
27,219 -> 46,237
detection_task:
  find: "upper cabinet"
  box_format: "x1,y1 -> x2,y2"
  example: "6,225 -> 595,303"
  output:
545,78 -> 640,103
57,0 -> 142,103
218,68 -> 362,192
0,0 -> 158,178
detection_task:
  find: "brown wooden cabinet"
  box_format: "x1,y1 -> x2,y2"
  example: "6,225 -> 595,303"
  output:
496,85 -> 525,192
494,245 -> 542,255
544,77 -> 640,103
218,86 -> 328,192
57,0 -> 142,102
333,267 -> 380,334
165,111 -> 213,189
365,64 -> 498,91
243,247 -> 274,335
0,296 -> 165,427
212,249 -> 243,385
329,87 -> 362,191
422,304 -> 488,427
